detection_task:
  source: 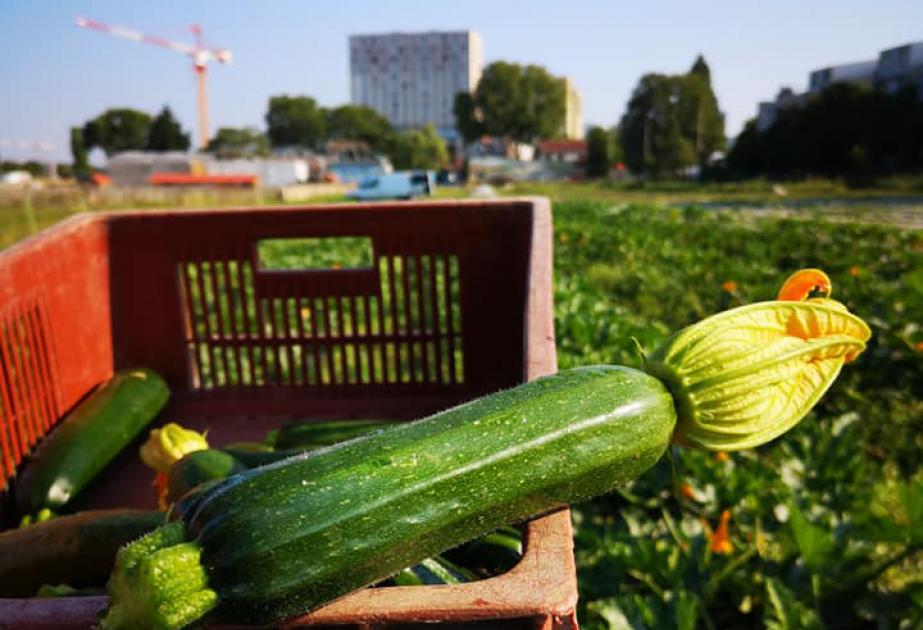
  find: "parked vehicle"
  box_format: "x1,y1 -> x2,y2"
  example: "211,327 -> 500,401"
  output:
347,171 -> 435,201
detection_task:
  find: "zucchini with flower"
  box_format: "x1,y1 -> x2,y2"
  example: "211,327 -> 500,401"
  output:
100,269 -> 871,629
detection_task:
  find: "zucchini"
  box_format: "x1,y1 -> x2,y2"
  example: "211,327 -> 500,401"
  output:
101,366 -> 676,628
444,528 -> 523,578
0,509 -> 163,596
14,369 -> 170,514
166,450 -> 247,506
221,446 -> 298,469
272,420 -> 395,450
389,556 -> 477,586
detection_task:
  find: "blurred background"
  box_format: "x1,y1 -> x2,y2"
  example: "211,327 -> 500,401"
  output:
2,1 -> 922,627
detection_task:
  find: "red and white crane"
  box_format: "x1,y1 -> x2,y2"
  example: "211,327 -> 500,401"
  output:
75,16 -> 232,149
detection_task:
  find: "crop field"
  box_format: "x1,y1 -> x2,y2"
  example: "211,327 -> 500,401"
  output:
2,193 -> 921,627
553,201 -> 923,628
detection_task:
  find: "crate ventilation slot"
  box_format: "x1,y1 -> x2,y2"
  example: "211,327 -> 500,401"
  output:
178,254 -> 464,389
0,301 -> 60,487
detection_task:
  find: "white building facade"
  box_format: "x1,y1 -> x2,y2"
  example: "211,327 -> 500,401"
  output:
349,31 -> 483,141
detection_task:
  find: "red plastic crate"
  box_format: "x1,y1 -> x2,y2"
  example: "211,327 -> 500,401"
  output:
0,198 -> 578,629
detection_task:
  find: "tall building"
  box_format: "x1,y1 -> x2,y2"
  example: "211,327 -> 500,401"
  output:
563,78 -> 584,140
349,31 -> 483,141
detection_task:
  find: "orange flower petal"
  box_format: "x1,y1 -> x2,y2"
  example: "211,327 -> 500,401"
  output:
777,268 -> 831,301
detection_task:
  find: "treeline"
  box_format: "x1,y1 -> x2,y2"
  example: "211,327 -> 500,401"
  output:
70,99 -> 448,172
728,83 -> 923,178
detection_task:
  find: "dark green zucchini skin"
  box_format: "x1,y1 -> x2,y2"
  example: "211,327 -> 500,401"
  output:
272,419 -> 394,450
167,450 -> 247,505
14,369 -> 169,515
0,509 -> 164,596
179,365 -> 676,624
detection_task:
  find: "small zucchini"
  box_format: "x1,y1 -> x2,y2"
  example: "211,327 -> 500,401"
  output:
166,450 -> 247,506
0,509 -> 164,596
14,369 -> 169,515
272,419 -> 395,450
444,527 -> 523,578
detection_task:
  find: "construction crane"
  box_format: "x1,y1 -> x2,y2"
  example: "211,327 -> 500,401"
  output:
75,16 -> 232,149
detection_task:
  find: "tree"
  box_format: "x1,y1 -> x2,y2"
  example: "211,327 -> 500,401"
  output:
455,62 -> 566,143
690,54 -> 711,83
206,127 -> 270,159
727,82 -> 923,177
389,124 -> 448,170
618,57 -> 725,176
82,108 -> 152,156
146,106 -> 191,151
585,126 -> 612,177
453,92 -> 485,143
325,105 -> 393,151
619,74 -> 695,176
265,95 -> 326,149
70,127 -> 90,179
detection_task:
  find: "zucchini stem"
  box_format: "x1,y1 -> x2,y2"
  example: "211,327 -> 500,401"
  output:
99,522 -> 217,630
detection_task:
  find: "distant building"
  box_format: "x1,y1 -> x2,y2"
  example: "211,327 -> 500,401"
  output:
563,78 -> 584,140
537,139 -> 587,164
876,41 -> 923,95
349,31 -> 483,141
753,40 -> 923,134
809,60 -> 877,94
756,88 -> 806,133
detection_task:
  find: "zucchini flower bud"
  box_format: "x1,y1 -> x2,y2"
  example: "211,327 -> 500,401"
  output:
140,423 -> 209,473
645,269 -> 871,450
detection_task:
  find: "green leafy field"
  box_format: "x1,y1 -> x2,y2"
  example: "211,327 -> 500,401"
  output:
554,201 -> 923,628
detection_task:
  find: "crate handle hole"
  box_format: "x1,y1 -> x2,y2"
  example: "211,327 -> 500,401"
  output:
256,237 -> 373,271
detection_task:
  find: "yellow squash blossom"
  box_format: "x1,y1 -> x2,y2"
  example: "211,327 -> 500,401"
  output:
140,423 -> 209,474
645,269 -> 871,451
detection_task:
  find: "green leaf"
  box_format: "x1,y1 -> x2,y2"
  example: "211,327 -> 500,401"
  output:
788,506 -> 835,573
764,578 -> 822,630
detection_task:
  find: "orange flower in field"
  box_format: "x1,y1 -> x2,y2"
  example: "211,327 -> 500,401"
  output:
714,451 -> 731,463
849,266 -> 861,277
721,280 -> 738,293
915,341 -> 923,352
702,510 -> 733,554
678,482 -> 697,500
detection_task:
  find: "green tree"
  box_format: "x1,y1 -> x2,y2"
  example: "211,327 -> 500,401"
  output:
727,82 -> 923,177
82,108 -> 152,156
70,127 -> 90,179
453,92 -> 485,143
690,54 -> 711,83
265,95 -> 326,149
389,124 -> 448,170
585,126 -> 612,178
456,62 -> 566,143
618,57 -> 724,176
146,106 -> 191,151
206,127 -> 270,159
619,74 -> 695,176
325,105 -> 393,151
677,57 -> 725,165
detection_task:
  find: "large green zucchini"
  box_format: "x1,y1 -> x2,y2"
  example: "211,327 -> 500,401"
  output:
102,366 -> 676,628
15,369 -> 169,515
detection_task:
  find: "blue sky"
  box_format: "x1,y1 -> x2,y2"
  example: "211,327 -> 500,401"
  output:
2,0 -> 922,161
